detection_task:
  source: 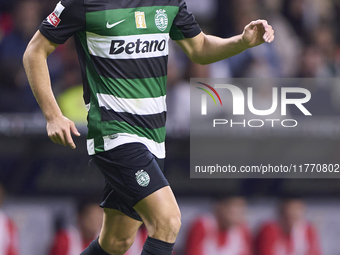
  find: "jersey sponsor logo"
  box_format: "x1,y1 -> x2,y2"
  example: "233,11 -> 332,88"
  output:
135,170 -> 150,187
106,19 -> 125,29
110,38 -> 166,55
47,1 -> 65,27
135,11 -> 147,29
87,33 -> 169,60
155,9 -> 168,32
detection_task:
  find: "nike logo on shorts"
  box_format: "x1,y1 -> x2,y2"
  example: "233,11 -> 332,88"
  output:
106,19 -> 125,29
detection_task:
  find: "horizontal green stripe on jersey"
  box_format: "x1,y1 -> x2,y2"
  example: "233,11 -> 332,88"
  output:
95,76 -> 167,99
86,6 -> 179,36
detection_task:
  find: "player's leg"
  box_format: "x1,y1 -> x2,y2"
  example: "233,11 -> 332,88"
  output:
134,186 -> 181,255
87,143 -> 175,254
81,208 -> 142,255
99,208 -> 143,254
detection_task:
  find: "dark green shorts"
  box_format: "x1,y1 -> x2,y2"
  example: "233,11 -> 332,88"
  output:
92,142 -> 169,221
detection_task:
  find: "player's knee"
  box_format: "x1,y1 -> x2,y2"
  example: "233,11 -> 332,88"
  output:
150,213 -> 181,240
167,214 -> 181,236
101,236 -> 134,255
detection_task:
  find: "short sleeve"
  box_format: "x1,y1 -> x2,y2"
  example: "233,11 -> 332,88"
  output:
170,0 -> 201,41
39,0 -> 85,45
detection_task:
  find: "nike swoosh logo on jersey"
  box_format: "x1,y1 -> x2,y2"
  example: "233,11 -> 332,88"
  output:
106,19 -> 125,29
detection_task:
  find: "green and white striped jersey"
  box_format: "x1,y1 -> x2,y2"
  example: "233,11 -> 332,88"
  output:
40,0 -> 201,158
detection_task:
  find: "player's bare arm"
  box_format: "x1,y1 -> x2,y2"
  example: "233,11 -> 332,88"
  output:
23,31 -> 80,149
177,19 -> 274,65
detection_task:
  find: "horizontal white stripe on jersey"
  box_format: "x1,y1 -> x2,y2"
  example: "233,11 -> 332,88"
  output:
86,32 -> 170,60
103,133 -> 165,159
97,93 -> 167,115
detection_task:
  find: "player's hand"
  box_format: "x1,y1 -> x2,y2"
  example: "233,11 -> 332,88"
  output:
46,115 -> 80,149
242,19 -> 274,48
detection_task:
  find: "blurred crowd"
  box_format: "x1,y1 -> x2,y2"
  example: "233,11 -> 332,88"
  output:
0,0 -> 340,130
0,0 -> 83,114
185,197 -> 321,255
0,181 -> 323,255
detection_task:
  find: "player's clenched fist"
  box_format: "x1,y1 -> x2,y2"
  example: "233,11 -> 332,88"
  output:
242,19 -> 275,48
46,116 -> 80,149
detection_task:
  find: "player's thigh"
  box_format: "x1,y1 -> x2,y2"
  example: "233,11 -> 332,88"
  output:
133,186 -> 181,235
99,208 -> 142,244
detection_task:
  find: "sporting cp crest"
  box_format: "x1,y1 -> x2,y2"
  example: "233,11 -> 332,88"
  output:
135,170 -> 150,187
155,9 -> 168,32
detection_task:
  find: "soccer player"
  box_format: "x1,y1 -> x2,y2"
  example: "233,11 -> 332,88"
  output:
23,0 -> 274,254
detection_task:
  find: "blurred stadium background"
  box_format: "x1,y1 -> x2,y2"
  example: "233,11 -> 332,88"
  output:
0,0 -> 340,254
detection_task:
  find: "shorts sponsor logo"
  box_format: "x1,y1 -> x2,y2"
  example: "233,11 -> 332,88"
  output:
135,170 -> 150,187
47,1 -> 65,27
135,11 -> 147,29
155,9 -> 168,32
